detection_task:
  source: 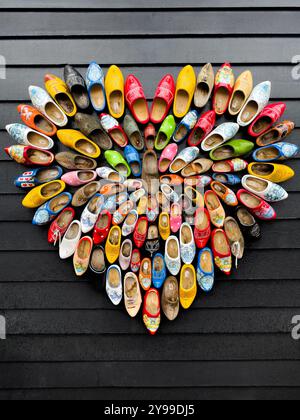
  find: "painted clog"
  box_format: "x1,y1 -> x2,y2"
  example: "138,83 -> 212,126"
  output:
5,145 -> 54,167
106,265 -> 123,306
96,167 -> 123,184
174,65 -> 197,118
59,220 -> 82,260
173,110 -> 198,143
57,129 -> 101,159
22,180 -> 65,209
253,143 -> 299,162
55,152 -> 97,170
72,181 -> 101,207
169,147 -> 200,174
125,75 -> 150,124
146,196 -> 159,222
170,203 -> 182,234
155,115 -> 176,151
211,229 -> 232,276
194,208 -> 211,249
122,210 -> 139,237
248,102 -> 286,138
73,236 -> 93,277
152,253 -> 167,289
194,63 -> 214,108
228,70 -> 253,116
242,175 -> 288,202
151,74 -> 175,124
144,124 -> 156,150
124,145 -> 142,178
124,115 -> 144,151
74,113 -> 113,151
131,249 -> 141,273
224,217 -> 245,265
158,143 -> 178,173
124,273 -> 142,318
113,200 -> 134,226
160,174 -> 184,187
165,236 -> 181,276
212,158 -> 248,173
197,248 -> 215,292
210,139 -> 254,161
86,62 -> 106,112
93,210 -> 112,245
119,239 -> 133,271
184,175 -> 212,188
213,63 -> 235,115
180,223 -> 196,264
64,64 -> 90,110
201,122 -> 240,152
90,246 -> 107,275
104,150 -> 131,178
256,120 -> 295,147
145,225 -> 160,257
29,85 -> 68,127
143,289 -> 161,336
139,258 -> 152,291
33,192 -> 72,226
188,110 -> 216,147
48,207 -> 75,245
211,181 -> 238,207
236,206 -> 261,241
181,158 -> 213,177
44,73 -> 77,117
80,194 -> 104,234
248,162 -> 295,183
161,184 -> 179,203
205,190 -> 226,228
105,226 -> 122,264
133,217 -> 148,248
162,277 -> 180,321
180,265 -> 197,309
237,189 -> 277,221
129,189 -> 146,204
18,104 -> 57,137
105,65 -> 125,119
238,81 -> 272,126
62,170 -> 97,187
100,113 -> 128,148
212,173 -> 241,186
15,166 -> 63,189
159,212 -> 171,241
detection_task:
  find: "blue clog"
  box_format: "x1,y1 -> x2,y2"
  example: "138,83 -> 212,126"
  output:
32,192 -> 72,226
212,173 -> 241,186
173,110 -> 199,143
253,143 -> 300,162
15,166 -> 63,189
197,248 -> 215,292
152,253 -> 167,289
86,62 -> 106,112
124,145 -> 142,177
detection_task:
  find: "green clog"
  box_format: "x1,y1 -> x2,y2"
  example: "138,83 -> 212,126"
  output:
104,150 -> 132,178
210,139 -> 255,161
155,115 -> 176,151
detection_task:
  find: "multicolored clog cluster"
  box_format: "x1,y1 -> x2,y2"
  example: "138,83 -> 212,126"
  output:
5,62 -> 299,335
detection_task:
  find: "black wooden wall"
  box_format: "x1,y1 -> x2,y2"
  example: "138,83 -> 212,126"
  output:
0,0 -> 300,401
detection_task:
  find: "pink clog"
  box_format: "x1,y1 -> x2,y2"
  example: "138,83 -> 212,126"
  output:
61,170 -> 97,187
170,203 -> 182,234
158,143 -> 178,173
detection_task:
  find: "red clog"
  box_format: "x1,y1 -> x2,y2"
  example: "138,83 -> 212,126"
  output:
211,229 -> 232,276
131,249 -> 141,273
150,74 -> 175,124
133,216 -> 148,248
237,189 -> 277,221
248,102 -> 287,138
143,288 -> 161,336
17,104 -> 57,137
194,208 -> 211,249
5,145 -> 54,167
188,110 -> 216,147
213,63 -> 235,116
48,207 -> 75,244
100,113 -> 128,148
93,210 -> 112,245
125,75 -> 150,125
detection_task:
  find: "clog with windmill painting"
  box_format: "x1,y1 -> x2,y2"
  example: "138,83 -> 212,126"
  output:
213,63 -> 235,115
86,62 -> 106,112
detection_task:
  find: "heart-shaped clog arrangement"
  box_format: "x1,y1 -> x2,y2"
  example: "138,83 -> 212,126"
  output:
5,62 -> 299,335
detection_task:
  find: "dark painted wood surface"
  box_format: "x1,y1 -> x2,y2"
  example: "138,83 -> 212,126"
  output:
0,1 -> 300,401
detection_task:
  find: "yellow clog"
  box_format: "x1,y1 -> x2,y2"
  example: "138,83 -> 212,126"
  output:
173,65 -> 196,119
105,226 -> 122,264
229,70 -> 253,116
105,65 -> 125,119
159,212 -> 171,241
248,162 -> 295,183
22,180 -> 66,209
180,264 -> 197,310
44,74 -> 77,117
57,129 -> 101,159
